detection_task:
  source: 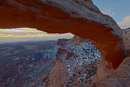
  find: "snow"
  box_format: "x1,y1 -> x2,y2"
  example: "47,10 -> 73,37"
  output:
57,39 -> 101,85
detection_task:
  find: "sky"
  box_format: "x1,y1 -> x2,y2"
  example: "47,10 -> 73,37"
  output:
0,28 -> 73,43
93,0 -> 130,29
0,0 -> 130,43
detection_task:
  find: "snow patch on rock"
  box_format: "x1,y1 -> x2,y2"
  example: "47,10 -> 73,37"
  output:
57,39 -> 101,86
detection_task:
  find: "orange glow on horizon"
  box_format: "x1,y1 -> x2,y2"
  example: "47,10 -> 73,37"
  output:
0,28 -> 73,38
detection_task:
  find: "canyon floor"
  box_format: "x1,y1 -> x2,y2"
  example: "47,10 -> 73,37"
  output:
0,37 -> 101,87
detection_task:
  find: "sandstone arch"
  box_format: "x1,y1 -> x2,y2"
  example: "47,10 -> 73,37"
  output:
0,0 -> 125,83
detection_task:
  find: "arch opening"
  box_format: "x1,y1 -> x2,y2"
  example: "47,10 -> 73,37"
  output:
0,28 -> 74,43
0,27 -> 102,86
0,0 -> 126,86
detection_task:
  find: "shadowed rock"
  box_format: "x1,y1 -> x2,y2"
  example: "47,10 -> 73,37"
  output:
0,0 -> 127,86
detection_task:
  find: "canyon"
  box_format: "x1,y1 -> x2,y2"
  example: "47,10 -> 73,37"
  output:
0,38 -> 101,87
0,41 -> 58,87
45,36 -> 101,87
0,0 -> 129,87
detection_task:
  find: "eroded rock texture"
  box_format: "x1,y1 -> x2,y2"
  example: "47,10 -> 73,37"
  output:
123,28 -> 130,56
45,36 -> 101,87
91,29 -> 130,87
90,57 -> 130,87
0,0 -> 127,86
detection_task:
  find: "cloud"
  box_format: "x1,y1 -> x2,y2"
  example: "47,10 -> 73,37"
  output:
101,8 -> 116,16
0,33 -> 73,38
0,28 -> 74,43
0,34 -> 51,38
0,28 -> 74,38
0,28 -> 42,33
117,16 -> 130,29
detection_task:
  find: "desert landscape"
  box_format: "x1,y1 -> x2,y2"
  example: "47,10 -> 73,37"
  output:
0,0 -> 130,87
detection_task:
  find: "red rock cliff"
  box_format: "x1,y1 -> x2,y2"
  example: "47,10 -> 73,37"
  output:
45,36 -> 101,87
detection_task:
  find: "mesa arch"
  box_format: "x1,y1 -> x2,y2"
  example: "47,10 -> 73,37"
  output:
0,0 -> 125,82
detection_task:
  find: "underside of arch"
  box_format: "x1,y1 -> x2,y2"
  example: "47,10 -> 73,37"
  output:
0,0 -> 125,82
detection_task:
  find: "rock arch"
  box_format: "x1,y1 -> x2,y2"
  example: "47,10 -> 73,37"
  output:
0,0 -> 125,83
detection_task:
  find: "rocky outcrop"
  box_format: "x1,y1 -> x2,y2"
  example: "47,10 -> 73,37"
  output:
0,0 -> 126,86
123,28 -> 130,56
45,36 -> 101,87
57,39 -> 70,46
91,29 -> 130,87
123,28 -> 130,45
92,56 -> 130,87
44,58 -> 67,87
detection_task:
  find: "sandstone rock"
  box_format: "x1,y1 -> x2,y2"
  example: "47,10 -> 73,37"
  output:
91,29 -> 130,87
45,58 -> 67,87
0,0 -> 125,69
45,37 -> 101,87
57,39 -> 70,46
0,0 -> 126,86
93,57 -> 130,87
123,28 -> 130,45
123,28 -> 130,56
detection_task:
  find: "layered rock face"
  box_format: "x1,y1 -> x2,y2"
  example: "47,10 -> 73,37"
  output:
91,29 -> 130,87
45,36 -> 101,87
92,56 -> 130,87
0,0 -> 127,86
